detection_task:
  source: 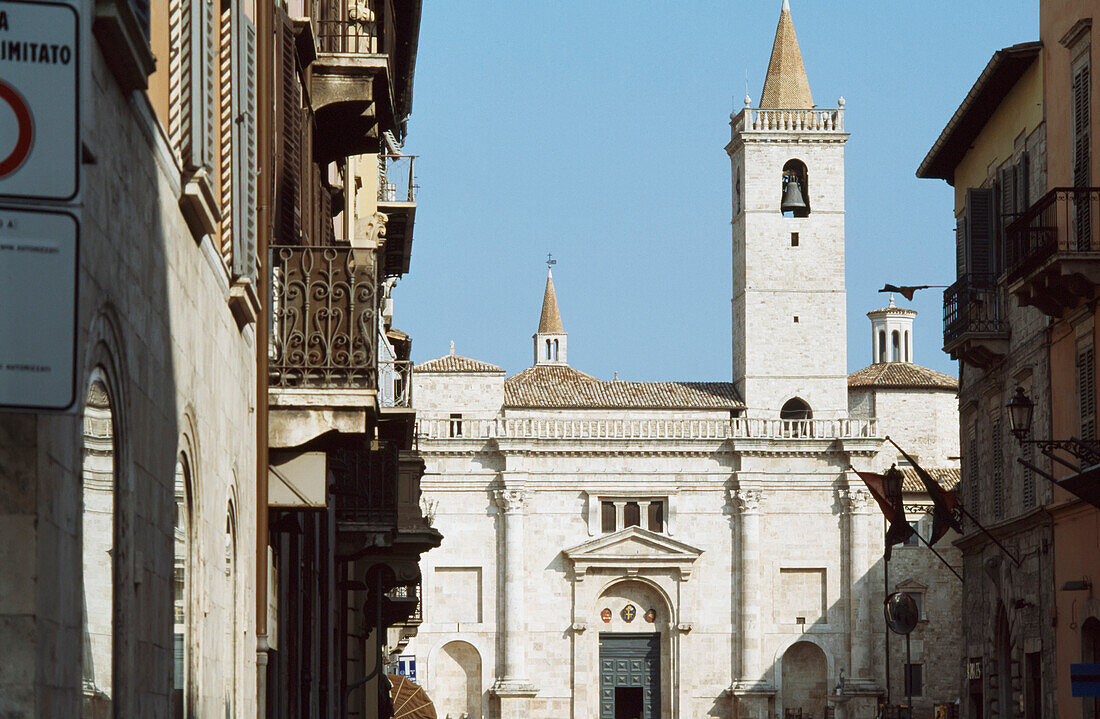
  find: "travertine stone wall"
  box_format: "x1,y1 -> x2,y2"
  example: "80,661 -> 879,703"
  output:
0,41 -> 257,719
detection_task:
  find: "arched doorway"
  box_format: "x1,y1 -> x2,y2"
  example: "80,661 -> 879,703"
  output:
780,641 -> 827,718
435,641 -> 482,719
595,580 -> 670,719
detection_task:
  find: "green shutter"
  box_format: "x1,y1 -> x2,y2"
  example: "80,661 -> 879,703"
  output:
230,4 -> 257,280
966,187 -> 996,277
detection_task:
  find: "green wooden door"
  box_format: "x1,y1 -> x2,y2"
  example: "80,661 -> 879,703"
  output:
599,633 -> 660,719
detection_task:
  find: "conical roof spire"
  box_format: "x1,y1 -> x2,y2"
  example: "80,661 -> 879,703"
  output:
759,0 -> 814,109
538,269 -> 565,333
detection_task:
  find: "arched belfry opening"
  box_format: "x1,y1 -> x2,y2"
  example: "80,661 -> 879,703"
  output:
780,397 -> 813,420
781,159 -> 810,217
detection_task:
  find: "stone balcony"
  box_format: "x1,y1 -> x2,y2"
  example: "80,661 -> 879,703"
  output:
731,104 -> 846,135
311,0 -> 418,162
377,152 -> 417,276
942,273 -> 1009,368
1006,187 -> 1100,318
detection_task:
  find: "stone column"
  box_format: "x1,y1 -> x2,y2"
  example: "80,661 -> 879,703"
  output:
841,486 -> 881,714
730,488 -> 774,719
491,489 -> 537,713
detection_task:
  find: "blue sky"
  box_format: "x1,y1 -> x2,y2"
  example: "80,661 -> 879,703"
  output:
396,1 -> 1039,380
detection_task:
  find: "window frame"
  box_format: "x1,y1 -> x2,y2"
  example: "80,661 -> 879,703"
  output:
590,494 -> 673,536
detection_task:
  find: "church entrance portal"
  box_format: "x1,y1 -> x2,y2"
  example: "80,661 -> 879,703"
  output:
599,633 -> 660,719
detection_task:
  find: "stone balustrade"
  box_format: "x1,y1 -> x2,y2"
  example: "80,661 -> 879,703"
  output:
416,416 -> 879,441
732,106 -> 845,134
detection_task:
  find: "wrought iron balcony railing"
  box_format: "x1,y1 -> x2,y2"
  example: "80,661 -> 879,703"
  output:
315,0 -> 392,56
378,153 -> 417,203
942,273 -> 1006,346
1006,187 -> 1100,282
329,439 -> 397,525
269,245 -> 378,390
379,360 -> 413,408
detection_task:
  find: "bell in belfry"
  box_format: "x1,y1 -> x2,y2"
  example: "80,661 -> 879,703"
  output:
781,175 -> 809,216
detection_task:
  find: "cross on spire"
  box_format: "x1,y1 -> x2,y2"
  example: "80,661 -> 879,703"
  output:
546,252 -> 556,271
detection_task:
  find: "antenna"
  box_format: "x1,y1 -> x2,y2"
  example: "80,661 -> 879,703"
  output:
546,252 -> 556,271
745,70 -> 749,99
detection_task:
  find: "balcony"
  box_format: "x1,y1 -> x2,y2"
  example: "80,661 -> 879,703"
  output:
731,106 -> 845,135
942,274 -> 1009,368
311,0 -> 420,162
268,245 -> 379,447
1005,187 -> 1100,318
379,360 -> 413,408
378,153 -> 417,276
329,439 -> 441,559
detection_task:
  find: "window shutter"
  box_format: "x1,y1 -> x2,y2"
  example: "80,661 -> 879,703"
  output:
167,0 -> 186,161
187,0 -> 216,172
1073,64 -> 1091,188
231,5 -> 257,280
992,417 -> 1004,521
1021,152 -> 1030,210
219,2 -> 233,265
277,17 -> 302,244
966,187 -> 996,277
968,430 -> 980,527
956,214 -> 967,278
1079,345 -> 1096,441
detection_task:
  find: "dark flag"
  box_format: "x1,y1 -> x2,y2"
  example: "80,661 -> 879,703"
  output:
854,469 -> 915,560
888,437 -> 964,545
879,284 -> 930,302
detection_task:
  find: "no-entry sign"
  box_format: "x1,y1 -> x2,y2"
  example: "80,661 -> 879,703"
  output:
0,1 -> 79,202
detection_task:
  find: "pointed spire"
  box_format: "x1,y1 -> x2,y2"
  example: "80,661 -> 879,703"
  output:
538,269 -> 565,333
759,0 -> 814,109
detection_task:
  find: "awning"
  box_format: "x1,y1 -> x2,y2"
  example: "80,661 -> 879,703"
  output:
268,451 -> 327,508
388,674 -> 436,719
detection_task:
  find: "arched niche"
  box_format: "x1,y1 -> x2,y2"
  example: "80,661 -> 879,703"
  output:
780,397 -> 813,421
435,640 -> 483,719
780,641 -> 828,718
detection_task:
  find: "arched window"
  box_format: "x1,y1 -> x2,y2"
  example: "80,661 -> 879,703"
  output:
905,331 -> 911,362
172,456 -> 193,719
781,159 -> 811,218
224,505 -> 238,718
780,397 -> 813,420
892,330 -> 901,362
545,339 -> 552,360
82,371 -> 116,717
552,339 -> 559,360
878,330 -> 886,363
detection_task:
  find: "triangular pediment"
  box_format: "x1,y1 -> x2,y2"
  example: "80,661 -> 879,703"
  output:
563,527 -> 703,581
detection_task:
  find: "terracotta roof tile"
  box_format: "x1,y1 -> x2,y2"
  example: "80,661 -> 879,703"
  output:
901,467 -> 961,492
848,363 -> 958,391
505,365 -> 744,409
414,354 -> 505,374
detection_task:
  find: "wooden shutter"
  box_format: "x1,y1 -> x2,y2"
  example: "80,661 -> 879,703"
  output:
968,429 -> 980,526
1074,64 -> 1091,188
1020,152 -> 1030,210
187,0 -> 216,172
219,0 -> 233,265
1079,345 -> 1096,441
956,214 -> 967,278
966,187 -> 996,277
230,4 -> 257,280
276,16 -> 302,244
167,0 -> 186,161
992,417 -> 1004,520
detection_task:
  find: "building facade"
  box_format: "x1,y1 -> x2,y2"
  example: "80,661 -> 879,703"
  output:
919,36 -> 1057,719
0,1 -> 438,717
407,7 -> 964,719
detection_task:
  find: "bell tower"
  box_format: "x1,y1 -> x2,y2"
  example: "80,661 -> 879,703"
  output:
726,0 -> 850,418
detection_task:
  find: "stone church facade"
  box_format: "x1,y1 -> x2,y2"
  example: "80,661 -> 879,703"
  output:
407,4 -> 963,718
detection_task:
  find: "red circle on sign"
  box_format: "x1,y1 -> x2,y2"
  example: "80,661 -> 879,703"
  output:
0,81 -> 34,178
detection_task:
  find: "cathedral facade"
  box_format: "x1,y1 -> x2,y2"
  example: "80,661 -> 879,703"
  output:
407,5 -> 962,718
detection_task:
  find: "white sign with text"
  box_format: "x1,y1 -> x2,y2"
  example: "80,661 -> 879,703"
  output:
0,205 -> 78,410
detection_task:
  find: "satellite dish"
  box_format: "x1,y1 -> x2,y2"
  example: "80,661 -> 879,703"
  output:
884,591 -> 919,635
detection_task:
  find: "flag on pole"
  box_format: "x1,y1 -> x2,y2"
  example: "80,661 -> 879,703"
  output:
887,437 -> 964,545
854,469 -> 915,560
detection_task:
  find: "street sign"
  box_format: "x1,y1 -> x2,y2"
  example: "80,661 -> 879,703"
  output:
1071,663 -> 1100,697
397,655 -> 417,683
0,1 -> 80,202
0,205 -> 78,411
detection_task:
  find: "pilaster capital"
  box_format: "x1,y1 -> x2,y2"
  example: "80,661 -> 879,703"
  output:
842,488 -> 875,514
731,488 -> 764,513
494,488 -> 527,513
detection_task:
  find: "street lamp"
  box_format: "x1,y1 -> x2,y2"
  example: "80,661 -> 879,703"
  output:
883,464 -> 905,507
1006,387 -> 1035,441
